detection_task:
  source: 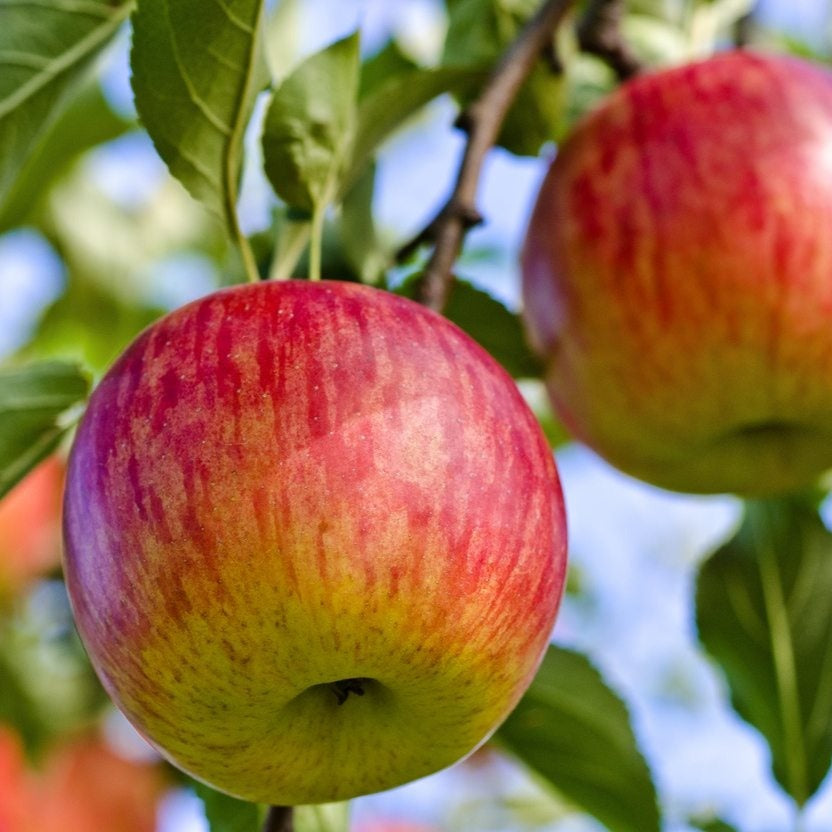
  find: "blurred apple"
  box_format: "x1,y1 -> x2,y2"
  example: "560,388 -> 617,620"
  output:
0,725 -> 164,832
64,280 -> 567,804
523,50 -> 832,495
0,458 -> 64,600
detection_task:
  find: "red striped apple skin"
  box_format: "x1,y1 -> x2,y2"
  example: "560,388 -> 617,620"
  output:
523,50 -> 832,495
63,280 -> 566,805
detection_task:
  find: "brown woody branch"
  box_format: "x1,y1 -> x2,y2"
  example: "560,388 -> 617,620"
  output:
263,806 -> 293,832
577,0 -> 643,81
407,0 -> 576,312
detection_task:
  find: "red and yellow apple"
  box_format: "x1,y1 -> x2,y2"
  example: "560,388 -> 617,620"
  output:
63,280 -> 567,804
523,50 -> 832,494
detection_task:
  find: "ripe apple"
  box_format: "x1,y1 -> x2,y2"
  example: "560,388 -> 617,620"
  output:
523,50 -> 832,495
0,456 -> 64,601
63,280 -> 567,805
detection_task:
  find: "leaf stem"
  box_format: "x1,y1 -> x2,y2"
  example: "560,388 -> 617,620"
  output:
234,216 -> 261,284
263,806 -> 293,832
309,200 -> 326,282
750,500 -> 810,805
406,0 -> 575,312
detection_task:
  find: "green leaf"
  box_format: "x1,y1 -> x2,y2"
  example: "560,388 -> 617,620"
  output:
339,163 -> 388,284
193,782 -> 261,832
295,803 -> 350,832
0,80 -> 131,233
0,0 -> 131,209
0,361 -> 90,499
398,276 -> 543,378
358,39 -> 419,98
690,819 -> 740,832
442,0 -> 563,156
262,33 -> 361,212
17,273 -> 164,376
0,647 -> 47,757
496,645 -> 660,832
696,497 -> 832,806
130,0 -> 266,226
347,64 -> 485,194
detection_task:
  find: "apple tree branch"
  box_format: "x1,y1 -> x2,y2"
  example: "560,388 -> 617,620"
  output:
408,0 -> 576,312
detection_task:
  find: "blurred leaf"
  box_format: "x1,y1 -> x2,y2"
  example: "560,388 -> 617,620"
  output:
295,803 -> 350,832
0,648 -> 46,757
263,0 -> 302,81
0,81 -> 130,233
339,163 -> 388,284
442,0 -> 564,156
517,380 -> 570,448
0,0 -> 131,209
623,14 -> 690,66
398,276 -> 543,378
496,645 -> 660,832
691,819 -> 740,832
346,64 -> 486,194
130,0 -> 266,228
18,274 -> 163,376
193,782 -> 261,832
0,362 -> 89,499
359,40 -> 419,98
697,497 -> 832,806
262,33 -> 361,212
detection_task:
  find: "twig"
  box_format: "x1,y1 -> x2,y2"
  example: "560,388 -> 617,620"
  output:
407,0 -> 576,312
577,0 -> 643,81
733,10 -> 755,48
263,806 -> 293,832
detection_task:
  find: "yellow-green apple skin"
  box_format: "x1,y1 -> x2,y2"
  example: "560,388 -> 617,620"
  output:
63,280 -> 567,805
523,50 -> 832,495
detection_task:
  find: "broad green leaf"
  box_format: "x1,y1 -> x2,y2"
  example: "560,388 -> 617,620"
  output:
442,0 -> 564,156
262,33 -> 361,212
130,0 -> 266,226
0,80 -> 130,233
295,803 -> 350,832
0,0 -> 131,209
359,39 -> 419,98
496,645 -> 660,832
347,64 -> 486,194
697,497 -> 832,806
398,276 -> 543,379
339,163 -> 388,284
193,782 -> 261,832
0,362 -> 89,499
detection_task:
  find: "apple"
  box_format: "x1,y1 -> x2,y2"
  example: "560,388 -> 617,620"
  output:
63,280 -> 567,805
0,726 -> 164,832
522,50 -> 832,495
0,456 -> 64,601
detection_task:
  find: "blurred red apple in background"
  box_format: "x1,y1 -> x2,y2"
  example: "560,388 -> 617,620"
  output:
523,50 -> 832,495
63,280 -> 567,805
0,725 -> 164,832
0,458 -> 63,601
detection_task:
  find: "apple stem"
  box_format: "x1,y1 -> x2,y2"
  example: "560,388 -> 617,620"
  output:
401,0 -> 576,312
263,806 -> 294,832
576,0 -> 643,81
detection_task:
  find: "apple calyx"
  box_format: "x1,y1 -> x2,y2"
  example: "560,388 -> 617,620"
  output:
330,678 -> 369,705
